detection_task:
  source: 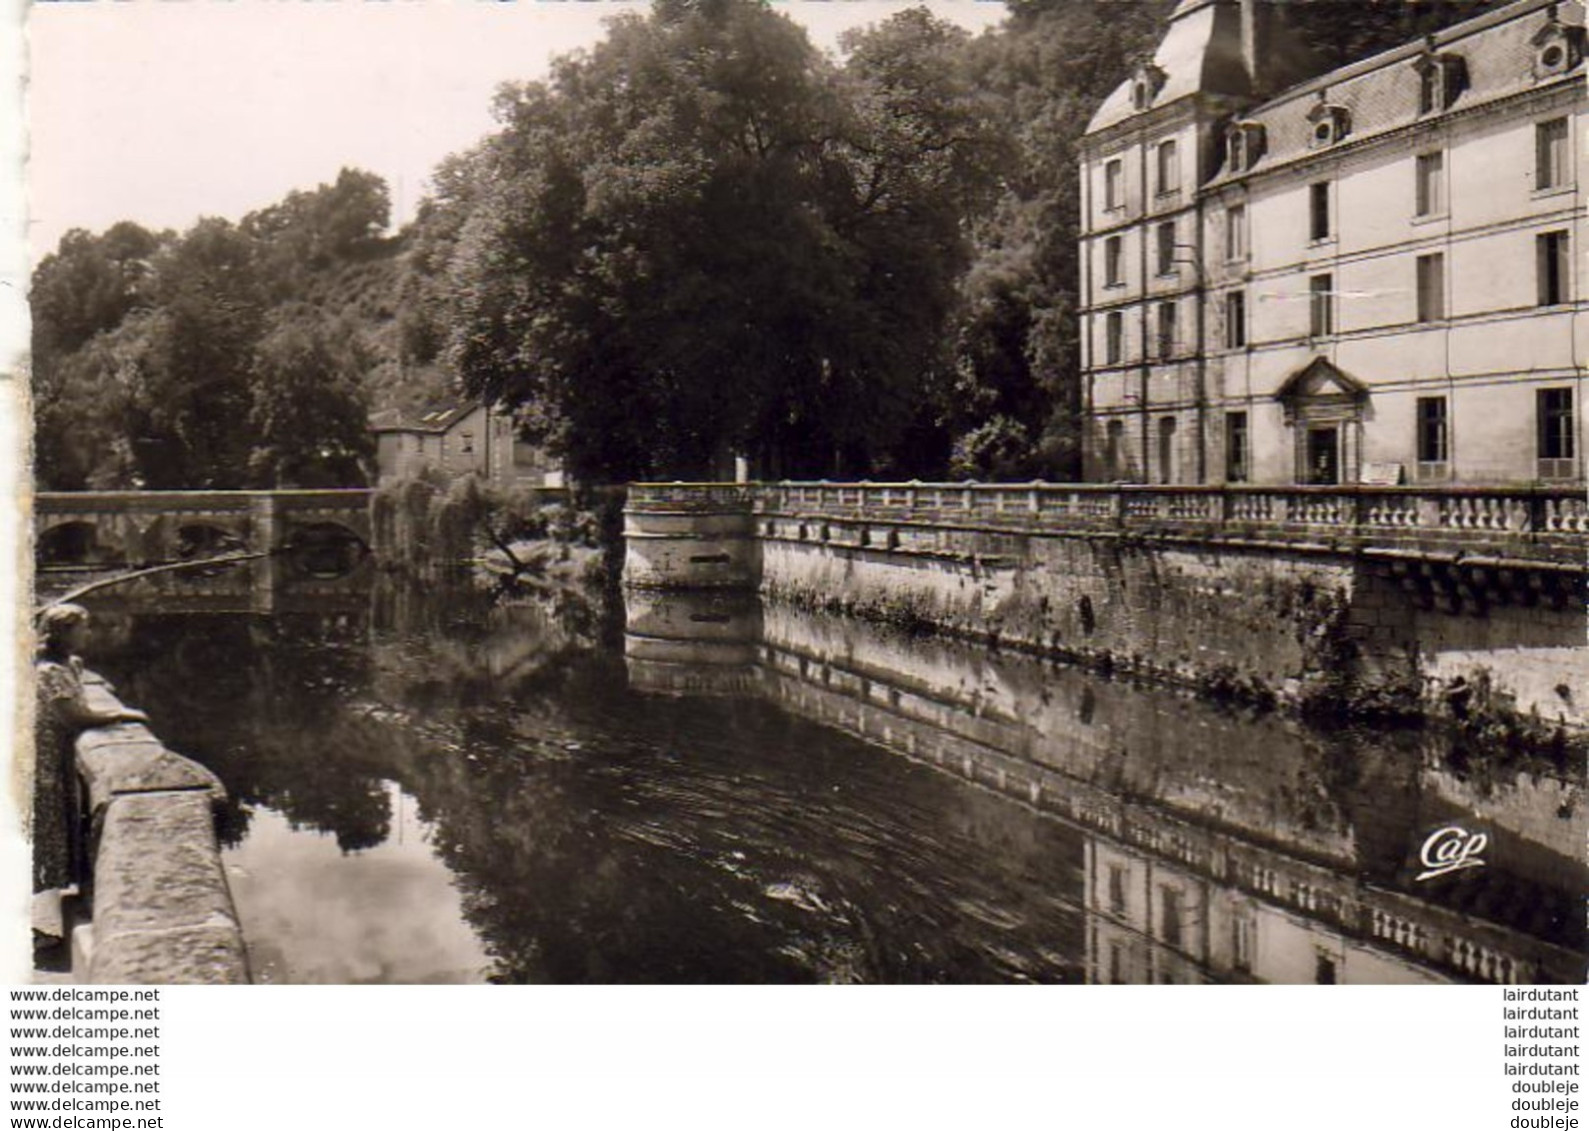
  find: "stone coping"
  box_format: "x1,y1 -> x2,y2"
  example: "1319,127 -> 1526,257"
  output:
73,674 -> 248,985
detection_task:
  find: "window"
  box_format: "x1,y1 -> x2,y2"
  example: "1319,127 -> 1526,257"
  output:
1108,865 -> 1127,915
1416,253 -> 1445,322
1537,118 -> 1569,190
1155,222 -> 1176,275
1232,914 -> 1255,974
1225,411 -> 1249,482
1131,62 -> 1166,111
1105,311 -> 1124,365
1309,182 -> 1331,241
1157,417 -> 1177,485
1226,122 -> 1265,173
1535,24 -> 1581,78
1315,952 -> 1338,985
1157,139 -> 1179,195
1105,159 -> 1124,210
1417,53 -> 1464,114
1418,64 -> 1441,115
1307,426 -> 1340,485
1415,152 -> 1445,216
1225,291 -> 1247,348
459,431 -> 475,454
1308,103 -> 1350,148
1226,204 -> 1247,261
1156,301 -> 1177,358
1105,420 -> 1124,479
1538,230 -> 1570,305
1105,236 -> 1124,287
1538,387 -> 1575,465
1310,274 -> 1334,337
1417,396 -> 1449,463
1159,886 -> 1183,947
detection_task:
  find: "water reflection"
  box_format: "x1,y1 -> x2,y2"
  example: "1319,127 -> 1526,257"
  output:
225,789 -> 490,984
73,575 -> 1585,984
630,592 -> 1588,985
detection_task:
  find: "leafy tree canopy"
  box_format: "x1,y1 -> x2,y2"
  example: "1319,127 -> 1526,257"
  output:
443,0 -> 1006,482
31,171 -> 391,490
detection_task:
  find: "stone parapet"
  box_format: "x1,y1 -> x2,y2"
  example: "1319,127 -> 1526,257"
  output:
754,481 -> 1589,569
73,675 -> 248,985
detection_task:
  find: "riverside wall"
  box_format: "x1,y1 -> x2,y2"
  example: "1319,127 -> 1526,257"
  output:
70,674 -> 248,984
624,482 -> 1589,727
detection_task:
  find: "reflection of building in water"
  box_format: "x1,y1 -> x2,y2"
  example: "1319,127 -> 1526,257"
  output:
625,590 -> 1585,984
623,590 -> 763,697
1084,839 -> 1445,985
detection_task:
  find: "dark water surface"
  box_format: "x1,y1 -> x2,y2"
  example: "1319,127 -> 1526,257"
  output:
77,577 -> 1586,985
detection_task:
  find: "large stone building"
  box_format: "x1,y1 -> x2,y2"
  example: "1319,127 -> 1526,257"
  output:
1079,0 -> 1587,486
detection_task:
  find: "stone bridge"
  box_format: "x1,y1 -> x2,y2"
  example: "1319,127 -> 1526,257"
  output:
36,490 -> 374,569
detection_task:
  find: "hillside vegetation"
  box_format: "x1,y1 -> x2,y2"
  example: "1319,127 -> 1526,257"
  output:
31,0 -> 1500,490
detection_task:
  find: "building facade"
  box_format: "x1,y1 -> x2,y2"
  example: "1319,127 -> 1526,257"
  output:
370,402 -> 563,489
1079,0 -> 1587,486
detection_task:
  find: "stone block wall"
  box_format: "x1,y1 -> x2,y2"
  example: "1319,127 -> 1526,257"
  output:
74,677 -> 248,984
758,519 -> 1358,698
754,516 -> 1587,726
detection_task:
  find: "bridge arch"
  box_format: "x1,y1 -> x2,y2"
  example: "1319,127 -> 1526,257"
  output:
36,519 -> 126,568
279,521 -> 370,580
172,521 -> 248,559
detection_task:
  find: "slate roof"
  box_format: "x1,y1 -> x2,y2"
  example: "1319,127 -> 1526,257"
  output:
1087,0 -> 1254,134
1207,0 -> 1584,186
369,400 -> 484,434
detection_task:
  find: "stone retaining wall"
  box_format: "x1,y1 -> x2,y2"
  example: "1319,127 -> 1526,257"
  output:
73,675 -> 248,984
622,483 -> 1588,728
755,518 -> 1588,727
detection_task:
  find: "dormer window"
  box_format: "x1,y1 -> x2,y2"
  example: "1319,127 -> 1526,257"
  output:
1307,96 -> 1351,149
1131,62 -> 1167,111
1533,9 -> 1585,79
1225,121 -> 1267,173
1414,50 -> 1466,115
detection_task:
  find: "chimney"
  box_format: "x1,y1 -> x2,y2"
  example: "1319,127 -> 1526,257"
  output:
1240,0 -> 1263,94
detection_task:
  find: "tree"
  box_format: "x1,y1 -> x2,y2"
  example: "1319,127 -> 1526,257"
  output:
31,315 -> 148,489
243,167 -> 392,294
30,222 -> 164,367
247,306 -> 375,488
30,222 -> 168,488
442,0 -> 1004,482
121,218 -> 266,488
942,2 -> 1169,480
1284,1 -> 1502,71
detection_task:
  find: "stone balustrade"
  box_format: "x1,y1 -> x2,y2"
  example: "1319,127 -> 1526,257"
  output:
630,481 -> 1588,568
71,674 -> 248,984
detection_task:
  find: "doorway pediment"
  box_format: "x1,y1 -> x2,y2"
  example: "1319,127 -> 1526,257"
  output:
1274,356 -> 1369,407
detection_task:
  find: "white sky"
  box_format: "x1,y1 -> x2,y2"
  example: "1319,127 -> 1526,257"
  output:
25,0 -> 1008,265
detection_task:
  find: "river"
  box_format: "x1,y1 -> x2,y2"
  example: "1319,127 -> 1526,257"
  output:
71,572 -> 1586,985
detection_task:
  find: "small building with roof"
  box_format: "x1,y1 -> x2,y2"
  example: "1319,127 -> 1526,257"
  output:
369,401 -> 564,489
1079,0 -> 1586,486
